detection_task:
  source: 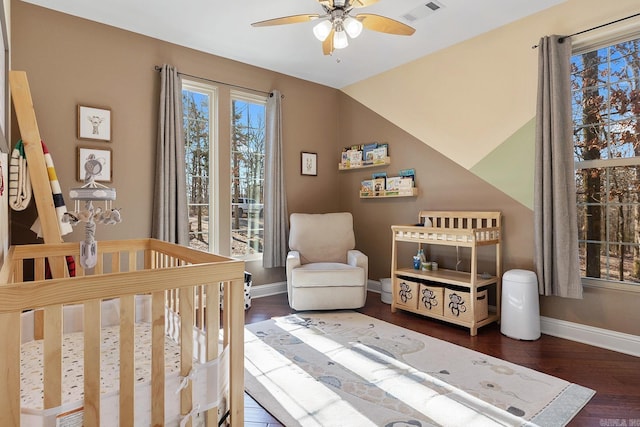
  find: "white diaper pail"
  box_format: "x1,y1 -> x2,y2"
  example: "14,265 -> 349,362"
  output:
380,278 -> 392,304
501,269 -> 540,340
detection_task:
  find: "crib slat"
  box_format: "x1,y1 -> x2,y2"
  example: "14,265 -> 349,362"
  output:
180,286 -> 194,426
120,295 -> 135,424
44,305 -> 62,409
84,299 -> 101,427
34,309 -> 44,340
35,258 -> 45,280
0,312 -> 21,426
14,259 -> 24,286
112,251 -> 121,273
129,251 -> 137,273
95,253 -> 103,275
206,283 -> 220,426
229,278 -> 245,426
151,291 -> 165,427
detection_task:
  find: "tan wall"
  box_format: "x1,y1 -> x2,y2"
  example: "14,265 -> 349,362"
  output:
336,94 -> 534,287
10,0 -> 341,285
339,0 -> 640,336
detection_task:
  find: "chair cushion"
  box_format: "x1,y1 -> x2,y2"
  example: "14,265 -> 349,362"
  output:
291,262 -> 364,288
289,213 -> 355,264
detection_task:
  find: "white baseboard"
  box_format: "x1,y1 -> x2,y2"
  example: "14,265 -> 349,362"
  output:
252,280 -> 382,298
251,281 -> 287,298
251,281 -> 639,357
367,279 -> 382,293
540,316 -> 640,357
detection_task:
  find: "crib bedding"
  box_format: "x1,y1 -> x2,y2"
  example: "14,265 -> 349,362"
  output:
20,322 -> 182,411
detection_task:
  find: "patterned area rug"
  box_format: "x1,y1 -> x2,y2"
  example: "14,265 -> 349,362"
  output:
244,311 -> 594,427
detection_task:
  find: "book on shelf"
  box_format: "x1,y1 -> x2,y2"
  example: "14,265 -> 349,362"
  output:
398,168 -> 414,178
344,149 -> 362,168
398,177 -> 414,189
371,145 -> 388,164
386,175 -> 414,194
341,151 -> 349,168
372,177 -> 386,194
361,179 -> 374,194
362,142 -> 378,164
386,176 -> 402,191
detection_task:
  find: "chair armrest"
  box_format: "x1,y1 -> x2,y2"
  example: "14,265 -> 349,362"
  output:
347,250 -> 368,284
286,250 -> 301,284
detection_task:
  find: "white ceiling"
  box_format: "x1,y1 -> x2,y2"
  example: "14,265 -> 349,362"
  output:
23,0 -> 565,89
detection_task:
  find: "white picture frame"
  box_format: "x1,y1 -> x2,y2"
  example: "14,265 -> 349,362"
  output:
78,105 -> 111,141
301,151 -> 317,176
77,146 -> 112,182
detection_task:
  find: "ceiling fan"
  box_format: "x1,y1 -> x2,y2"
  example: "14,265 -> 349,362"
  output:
251,0 -> 416,56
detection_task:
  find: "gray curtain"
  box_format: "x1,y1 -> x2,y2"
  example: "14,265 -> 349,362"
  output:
151,64 -> 189,245
263,90 -> 288,268
534,36 -> 582,298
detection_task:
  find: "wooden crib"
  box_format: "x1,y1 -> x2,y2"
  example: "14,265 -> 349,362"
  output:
0,238 -> 245,426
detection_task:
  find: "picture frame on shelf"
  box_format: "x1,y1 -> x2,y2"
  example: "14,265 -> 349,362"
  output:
78,105 -> 111,141
77,146 -> 112,182
301,151 -> 317,176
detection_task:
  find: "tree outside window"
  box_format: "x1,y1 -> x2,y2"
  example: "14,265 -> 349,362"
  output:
572,37 -> 640,284
231,94 -> 265,259
183,84 -> 214,252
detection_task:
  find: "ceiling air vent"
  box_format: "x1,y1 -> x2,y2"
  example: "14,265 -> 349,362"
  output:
402,1 -> 445,22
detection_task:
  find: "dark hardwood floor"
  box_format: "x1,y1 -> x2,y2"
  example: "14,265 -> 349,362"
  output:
243,291 -> 640,427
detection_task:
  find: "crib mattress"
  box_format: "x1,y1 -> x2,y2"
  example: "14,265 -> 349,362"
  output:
20,322 -> 182,411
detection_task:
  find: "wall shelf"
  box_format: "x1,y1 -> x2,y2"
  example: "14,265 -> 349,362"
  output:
338,157 -> 390,170
360,188 -> 418,198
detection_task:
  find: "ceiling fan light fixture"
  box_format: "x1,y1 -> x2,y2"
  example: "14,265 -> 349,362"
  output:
343,16 -> 363,38
334,28 -> 349,49
313,20 -> 333,41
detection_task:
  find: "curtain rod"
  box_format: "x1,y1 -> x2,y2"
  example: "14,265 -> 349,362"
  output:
154,65 -> 282,98
531,12 -> 640,49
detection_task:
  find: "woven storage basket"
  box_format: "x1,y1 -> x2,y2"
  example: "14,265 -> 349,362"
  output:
443,286 -> 488,322
417,283 -> 444,316
394,276 -> 419,310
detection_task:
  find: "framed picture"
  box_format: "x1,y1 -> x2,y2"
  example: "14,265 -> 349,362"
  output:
77,146 -> 112,182
301,152 -> 317,176
78,105 -> 111,141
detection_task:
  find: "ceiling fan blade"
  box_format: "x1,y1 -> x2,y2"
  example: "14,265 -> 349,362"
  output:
356,13 -> 415,35
322,29 -> 335,55
349,0 -> 379,8
251,14 -> 319,27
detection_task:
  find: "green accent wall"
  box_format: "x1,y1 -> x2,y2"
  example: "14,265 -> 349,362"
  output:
470,118 -> 536,210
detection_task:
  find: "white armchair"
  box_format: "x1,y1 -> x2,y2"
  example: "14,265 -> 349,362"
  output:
286,212 -> 368,310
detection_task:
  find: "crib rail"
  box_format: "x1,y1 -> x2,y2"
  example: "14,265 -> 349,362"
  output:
0,238 -> 245,427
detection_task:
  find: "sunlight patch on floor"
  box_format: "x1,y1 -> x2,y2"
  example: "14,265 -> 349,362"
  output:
273,315 -> 526,426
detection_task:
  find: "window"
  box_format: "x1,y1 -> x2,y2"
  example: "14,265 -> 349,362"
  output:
231,92 -> 266,259
183,81 -> 217,252
571,35 -> 640,285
